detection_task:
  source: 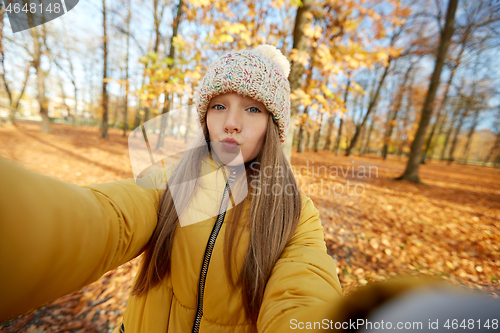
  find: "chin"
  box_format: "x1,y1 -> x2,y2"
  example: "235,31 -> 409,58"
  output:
211,146 -> 245,166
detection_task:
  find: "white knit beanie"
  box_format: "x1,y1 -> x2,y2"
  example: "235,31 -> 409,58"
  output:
195,45 -> 291,144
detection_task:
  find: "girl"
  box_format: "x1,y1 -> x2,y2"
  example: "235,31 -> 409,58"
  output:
0,45 -> 343,332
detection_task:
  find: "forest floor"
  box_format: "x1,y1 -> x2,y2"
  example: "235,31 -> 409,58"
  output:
1,122 -> 499,332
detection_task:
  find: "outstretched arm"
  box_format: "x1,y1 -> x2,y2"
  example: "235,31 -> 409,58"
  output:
0,158 -> 167,322
257,195 -> 343,332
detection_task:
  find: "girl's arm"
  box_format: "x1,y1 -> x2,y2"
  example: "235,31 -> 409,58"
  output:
256,195 -> 344,332
0,158 -> 170,322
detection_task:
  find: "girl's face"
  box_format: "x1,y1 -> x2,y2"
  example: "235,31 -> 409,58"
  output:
207,92 -> 269,166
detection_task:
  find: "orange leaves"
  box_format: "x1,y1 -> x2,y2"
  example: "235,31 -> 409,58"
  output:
291,149 -> 500,297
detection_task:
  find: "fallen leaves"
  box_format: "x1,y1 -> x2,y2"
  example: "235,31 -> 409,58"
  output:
0,122 -> 499,332
291,148 -> 500,296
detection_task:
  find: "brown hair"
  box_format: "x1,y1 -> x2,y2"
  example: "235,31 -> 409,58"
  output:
131,112 -> 302,327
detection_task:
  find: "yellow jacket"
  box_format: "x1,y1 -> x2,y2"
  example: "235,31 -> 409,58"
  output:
0,156 -> 343,332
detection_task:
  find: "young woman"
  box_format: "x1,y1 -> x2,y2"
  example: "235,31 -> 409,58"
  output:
0,45 -> 343,332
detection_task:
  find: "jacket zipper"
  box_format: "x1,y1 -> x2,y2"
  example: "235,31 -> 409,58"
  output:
191,167 -> 236,333
120,167 -> 236,333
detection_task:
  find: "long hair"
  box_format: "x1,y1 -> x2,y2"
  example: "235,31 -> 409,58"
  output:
131,112 -> 302,327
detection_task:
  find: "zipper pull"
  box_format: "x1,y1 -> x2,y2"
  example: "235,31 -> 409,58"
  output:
227,166 -> 237,184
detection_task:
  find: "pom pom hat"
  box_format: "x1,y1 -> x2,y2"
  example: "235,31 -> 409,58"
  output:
195,44 -> 291,144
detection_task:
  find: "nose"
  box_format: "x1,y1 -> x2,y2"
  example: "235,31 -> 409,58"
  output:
223,107 -> 242,134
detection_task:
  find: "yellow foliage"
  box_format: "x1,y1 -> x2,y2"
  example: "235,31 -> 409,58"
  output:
351,82 -> 365,95
172,35 -> 187,51
240,31 -> 252,46
211,34 -> 234,44
227,23 -> 246,34
289,48 -> 310,67
315,94 -> 328,106
322,86 -> 335,98
187,0 -> 210,7
344,19 -> 360,33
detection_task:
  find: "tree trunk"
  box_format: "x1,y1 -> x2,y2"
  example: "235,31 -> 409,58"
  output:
440,106 -> 459,160
36,54 -> 49,132
296,122 -> 306,153
382,62 -> 413,159
123,2 -> 131,137
461,109 -> 479,164
156,94 -> 172,150
483,131 -> 500,166
283,0 -> 312,162
396,81 -> 414,157
156,0 -> 183,149
362,107 -> 377,154
396,0 -> 458,183
426,108 -> 447,160
59,76 -> 73,124
29,26 -> 51,133
1,16 -> 30,127
313,114 -> 324,152
421,65 -> 454,162
447,107 -> 469,164
357,125 -> 367,156
101,0 -> 109,139
335,78 -> 351,155
423,23 -> 471,163
185,96 -> 193,144
346,60 -> 391,156
323,116 -> 335,150
153,0 -> 161,54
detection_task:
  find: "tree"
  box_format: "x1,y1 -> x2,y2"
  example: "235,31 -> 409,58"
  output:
101,0 -> 109,139
0,5 -> 30,126
335,77 -> 351,156
122,0 -> 131,136
345,56 -> 392,156
483,109 -> 500,166
31,26 -> 51,133
421,0 -> 500,163
344,22 -> 406,157
396,0 -> 458,184
156,0 -> 184,150
283,0 -> 313,162
382,60 -> 414,159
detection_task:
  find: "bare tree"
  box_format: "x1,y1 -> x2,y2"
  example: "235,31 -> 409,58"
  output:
334,77 -> 351,155
156,0 -> 184,150
344,26 -> 404,157
396,0 -> 458,184
382,60 -> 415,159
422,0 -> 500,163
123,0 -> 131,136
0,5 -> 30,126
101,0 -> 109,139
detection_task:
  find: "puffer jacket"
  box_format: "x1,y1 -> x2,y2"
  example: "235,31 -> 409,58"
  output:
0,155 -> 343,332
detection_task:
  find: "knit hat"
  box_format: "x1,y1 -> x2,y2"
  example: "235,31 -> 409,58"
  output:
195,45 -> 291,144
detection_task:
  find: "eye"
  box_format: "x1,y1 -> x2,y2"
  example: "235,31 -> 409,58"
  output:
247,106 -> 261,114
212,104 -> 225,110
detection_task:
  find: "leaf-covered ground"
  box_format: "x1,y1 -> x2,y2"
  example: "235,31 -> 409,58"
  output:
0,122 -> 499,332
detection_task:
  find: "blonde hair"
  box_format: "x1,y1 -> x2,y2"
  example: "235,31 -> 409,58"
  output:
131,112 -> 302,327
